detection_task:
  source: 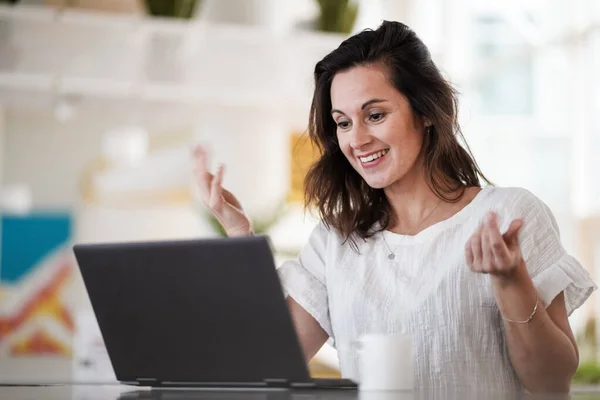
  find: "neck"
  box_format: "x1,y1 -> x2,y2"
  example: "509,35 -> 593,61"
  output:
383,166 -> 445,235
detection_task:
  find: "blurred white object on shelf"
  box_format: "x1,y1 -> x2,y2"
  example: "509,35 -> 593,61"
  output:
0,183 -> 32,214
101,125 -> 149,167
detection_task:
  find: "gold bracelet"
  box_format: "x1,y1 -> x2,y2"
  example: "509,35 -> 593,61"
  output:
501,296 -> 539,324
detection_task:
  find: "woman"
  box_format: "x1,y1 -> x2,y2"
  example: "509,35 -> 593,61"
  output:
193,21 -> 596,393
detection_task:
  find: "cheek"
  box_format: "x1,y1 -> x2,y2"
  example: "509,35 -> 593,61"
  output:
389,128 -> 422,160
408,131 -> 424,159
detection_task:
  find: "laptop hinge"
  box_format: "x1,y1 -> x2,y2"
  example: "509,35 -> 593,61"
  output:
136,378 -> 160,386
264,378 -> 290,388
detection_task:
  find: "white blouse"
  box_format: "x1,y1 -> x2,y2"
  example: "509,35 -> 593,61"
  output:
277,186 -> 597,392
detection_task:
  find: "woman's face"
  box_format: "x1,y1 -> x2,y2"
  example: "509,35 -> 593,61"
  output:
331,63 -> 428,189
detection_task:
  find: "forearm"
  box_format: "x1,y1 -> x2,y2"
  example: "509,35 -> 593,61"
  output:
286,297 -> 329,363
492,261 -> 578,392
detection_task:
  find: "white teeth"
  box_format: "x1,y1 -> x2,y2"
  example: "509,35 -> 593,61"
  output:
359,149 -> 389,163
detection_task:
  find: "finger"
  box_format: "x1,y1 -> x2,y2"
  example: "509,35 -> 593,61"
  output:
503,219 -> 524,248
192,143 -> 204,157
465,238 -> 474,269
208,164 -> 225,210
193,143 -> 209,169
487,212 -> 510,267
194,171 -> 213,204
481,226 -> 493,273
503,219 -> 522,239
194,168 -> 213,196
471,225 -> 484,270
193,142 -> 212,159
193,146 -> 214,199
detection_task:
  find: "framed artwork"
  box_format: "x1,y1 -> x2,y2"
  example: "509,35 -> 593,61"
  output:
0,212 -> 75,357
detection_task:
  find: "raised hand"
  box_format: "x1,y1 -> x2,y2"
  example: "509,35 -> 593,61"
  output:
465,212 -> 524,276
193,144 -> 252,237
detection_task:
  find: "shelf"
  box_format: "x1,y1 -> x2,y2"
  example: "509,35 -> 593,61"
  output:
0,4 -> 347,110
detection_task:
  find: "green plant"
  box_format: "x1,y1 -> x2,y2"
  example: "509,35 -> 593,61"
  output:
574,361 -> 600,384
575,316 -> 597,364
143,0 -> 200,19
203,200 -> 294,258
316,0 -> 358,34
572,316 -> 600,385
204,200 -> 288,238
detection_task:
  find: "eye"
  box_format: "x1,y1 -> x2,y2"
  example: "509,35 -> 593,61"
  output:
369,112 -> 386,122
337,120 -> 351,130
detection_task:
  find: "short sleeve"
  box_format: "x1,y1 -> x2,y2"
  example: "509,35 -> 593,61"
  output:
516,191 -> 597,315
277,222 -> 333,337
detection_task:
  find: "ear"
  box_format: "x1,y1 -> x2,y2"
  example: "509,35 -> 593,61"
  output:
422,118 -> 432,128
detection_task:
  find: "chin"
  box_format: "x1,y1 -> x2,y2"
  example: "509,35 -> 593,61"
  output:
362,177 -> 389,190
355,166 -> 400,189
362,172 -> 406,190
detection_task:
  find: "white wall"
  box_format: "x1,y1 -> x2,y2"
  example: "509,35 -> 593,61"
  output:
2,105 -> 191,210
0,107 -> 5,185
3,104 -> 299,215
3,108 -> 107,210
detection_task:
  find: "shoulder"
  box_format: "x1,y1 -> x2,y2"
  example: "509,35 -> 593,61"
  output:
482,186 -> 554,222
483,185 -> 542,207
301,220 -> 343,260
303,220 -> 369,263
469,186 -> 561,246
307,220 -> 336,244
483,186 -> 563,251
307,220 -> 356,246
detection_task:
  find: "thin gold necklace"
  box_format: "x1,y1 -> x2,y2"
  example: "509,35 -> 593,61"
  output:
381,200 -> 443,260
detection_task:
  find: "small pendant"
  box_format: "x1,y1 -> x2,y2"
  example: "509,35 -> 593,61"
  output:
388,253 -> 395,260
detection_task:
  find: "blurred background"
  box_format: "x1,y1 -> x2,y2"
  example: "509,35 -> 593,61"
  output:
0,0 -> 599,384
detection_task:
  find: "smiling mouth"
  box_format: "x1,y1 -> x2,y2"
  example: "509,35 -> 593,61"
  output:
359,149 -> 389,164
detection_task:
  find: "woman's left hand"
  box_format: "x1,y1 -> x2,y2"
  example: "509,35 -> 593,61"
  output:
466,212 -> 524,276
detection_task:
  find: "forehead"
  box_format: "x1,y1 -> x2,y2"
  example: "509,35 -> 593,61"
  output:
330,64 -> 398,109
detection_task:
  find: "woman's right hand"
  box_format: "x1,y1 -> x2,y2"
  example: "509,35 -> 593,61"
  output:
193,145 -> 252,237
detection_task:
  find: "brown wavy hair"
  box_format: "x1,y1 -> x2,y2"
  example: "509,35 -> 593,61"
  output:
304,20 -> 489,243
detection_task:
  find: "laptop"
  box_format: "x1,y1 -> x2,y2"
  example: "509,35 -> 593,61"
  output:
72,235 -> 357,390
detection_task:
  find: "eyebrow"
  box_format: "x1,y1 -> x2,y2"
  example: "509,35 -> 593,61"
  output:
331,98 -> 388,115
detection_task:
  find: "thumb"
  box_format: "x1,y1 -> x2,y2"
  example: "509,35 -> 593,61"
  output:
503,219 -> 524,246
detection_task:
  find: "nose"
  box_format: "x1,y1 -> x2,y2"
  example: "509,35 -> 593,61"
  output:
349,123 -> 373,150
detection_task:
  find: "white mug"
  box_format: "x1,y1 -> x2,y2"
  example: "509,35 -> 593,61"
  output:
353,333 -> 414,392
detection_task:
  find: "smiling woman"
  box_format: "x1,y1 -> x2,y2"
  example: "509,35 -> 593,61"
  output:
193,20 -> 597,393
305,30 -> 487,241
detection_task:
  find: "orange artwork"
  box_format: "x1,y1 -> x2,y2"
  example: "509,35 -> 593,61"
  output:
0,254 -> 75,357
288,132 -> 320,204
11,329 -> 70,356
